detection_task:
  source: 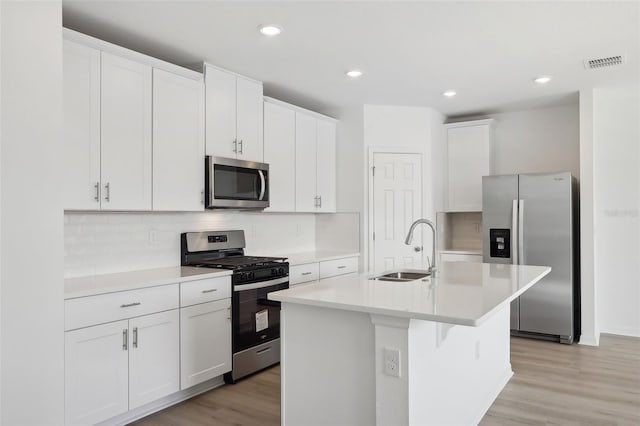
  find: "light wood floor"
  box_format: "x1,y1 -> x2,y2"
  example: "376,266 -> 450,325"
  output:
132,334 -> 640,426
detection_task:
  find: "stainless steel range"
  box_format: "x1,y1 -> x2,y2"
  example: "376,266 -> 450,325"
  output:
181,230 -> 288,383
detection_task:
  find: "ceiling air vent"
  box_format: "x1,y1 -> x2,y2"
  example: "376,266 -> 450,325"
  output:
584,55 -> 625,70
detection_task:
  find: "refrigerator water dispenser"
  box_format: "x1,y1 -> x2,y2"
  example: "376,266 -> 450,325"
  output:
489,229 -> 510,258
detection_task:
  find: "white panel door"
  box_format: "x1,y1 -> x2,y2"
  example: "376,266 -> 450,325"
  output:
128,309 -> 180,409
100,52 -> 152,210
236,77 -> 264,162
152,69 -> 205,211
180,299 -> 232,389
205,65 -> 237,158
316,119 -> 337,213
62,40 -> 101,210
295,112 -> 317,212
264,101 -> 296,212
372,153 -> 423,273
65,320 -> 129,425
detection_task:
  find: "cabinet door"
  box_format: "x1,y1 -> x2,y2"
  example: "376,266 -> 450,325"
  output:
315,119 -> 337,213
65,320 -> 129,425
236,77 -> 264,162
205,65 -> 237,158
447,124 -> 491,211
264,102 -> 295,212
152,69 -> 205,211
295,112 -> 318,212
180,299 -> 232,389
101,52 -> 152,210
128,309 -> 180,409
63,40 -> 101,210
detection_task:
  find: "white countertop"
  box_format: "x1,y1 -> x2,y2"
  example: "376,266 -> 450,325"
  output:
247,250 -> 360,266
65,267 -> 232,299
439,249 -> 482,255
269,261 -> 550,326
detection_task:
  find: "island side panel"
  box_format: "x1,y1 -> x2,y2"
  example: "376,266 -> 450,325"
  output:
280,302 -> 376,426
408,306 -> 513,425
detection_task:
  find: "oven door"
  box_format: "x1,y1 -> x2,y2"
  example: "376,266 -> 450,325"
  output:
206,156 -> 269,209
232,276 -> 288,353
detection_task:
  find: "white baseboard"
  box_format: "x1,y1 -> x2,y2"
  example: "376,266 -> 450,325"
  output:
97,376 -> 225,426
600,328 -> 640,338
579,333 -> 600,346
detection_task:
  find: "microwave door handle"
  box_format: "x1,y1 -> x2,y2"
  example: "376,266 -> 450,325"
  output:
258,170 -> 266,201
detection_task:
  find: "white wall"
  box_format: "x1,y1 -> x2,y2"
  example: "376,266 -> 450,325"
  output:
65,212 -> 316,277
593,86 -> 640,337
363,105 -> 446,271
1,1 -> 64,424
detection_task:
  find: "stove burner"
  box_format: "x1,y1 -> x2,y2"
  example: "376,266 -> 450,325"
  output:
194,255 -> 287,270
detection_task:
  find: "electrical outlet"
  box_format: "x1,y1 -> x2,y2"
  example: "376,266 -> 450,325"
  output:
148,229 -> 157,244
384,347 -> 401,378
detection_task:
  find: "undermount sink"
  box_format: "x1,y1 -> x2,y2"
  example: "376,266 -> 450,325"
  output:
372,270 -> 431,282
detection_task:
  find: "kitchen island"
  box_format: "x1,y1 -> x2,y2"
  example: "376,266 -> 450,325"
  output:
268,261 -> 550,426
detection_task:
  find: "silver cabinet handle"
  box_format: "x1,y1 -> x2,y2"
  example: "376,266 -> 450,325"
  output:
120,302 -> 141,308
201,190 -> 204,205
301,272 -> 312,276
314,196 -> 319,207
132,327 -> 138,348
122,329 -> 128,350
201,289 -> 218,294
232,139 -> 237,153
104,183 -> 111,202
227,306 -> 231,321
94,182 -> 100,202
318,196 -> 322,208
337,265 -> 347,269
239,139 -> 243,154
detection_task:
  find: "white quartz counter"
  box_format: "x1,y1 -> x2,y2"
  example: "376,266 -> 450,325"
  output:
65,266 -> 232,299
269,261 -> 550,326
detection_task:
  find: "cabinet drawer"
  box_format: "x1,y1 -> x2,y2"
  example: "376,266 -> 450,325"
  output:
319,256 -> 358,279
290,263 -> 320,285
65,284 -> 179,331
180,276 -> 231,307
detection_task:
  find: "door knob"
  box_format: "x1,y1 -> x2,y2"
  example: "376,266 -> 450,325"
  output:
414,246 -> 422,252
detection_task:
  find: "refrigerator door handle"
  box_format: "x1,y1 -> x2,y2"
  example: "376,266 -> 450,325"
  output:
512,199 -> 519,265
518,199 -> 525,264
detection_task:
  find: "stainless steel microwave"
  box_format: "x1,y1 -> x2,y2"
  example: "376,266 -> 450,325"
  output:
205,156 -> 269,209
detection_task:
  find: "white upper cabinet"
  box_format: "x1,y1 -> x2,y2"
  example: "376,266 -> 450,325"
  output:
263,100 -> 296,212
315,119 -> 337,213
205,64 -> 264,162
152,68 -> 205,211
63,40 -> 101,210
445,120 -> 494,212
294,112 -> 337,213
100,52 -> 153,211
295,112 -> 319,212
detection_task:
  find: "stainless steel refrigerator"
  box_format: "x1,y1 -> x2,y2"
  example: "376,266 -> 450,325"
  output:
482,172 -> 580,344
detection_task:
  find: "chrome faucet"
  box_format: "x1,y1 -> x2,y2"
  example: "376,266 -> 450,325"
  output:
404,219 -> 437,274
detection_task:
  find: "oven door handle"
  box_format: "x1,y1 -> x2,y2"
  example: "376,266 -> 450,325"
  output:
234,276 -> 288,291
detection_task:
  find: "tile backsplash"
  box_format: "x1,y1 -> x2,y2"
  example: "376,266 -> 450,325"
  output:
64,211 -> 316,278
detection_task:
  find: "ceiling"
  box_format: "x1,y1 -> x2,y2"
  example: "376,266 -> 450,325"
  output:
62,1 -> 640,119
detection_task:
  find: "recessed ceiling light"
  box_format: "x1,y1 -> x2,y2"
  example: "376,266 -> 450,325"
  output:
534,76 -> 552,84
346,70 -> 363,78
443,90 -> 457,98
258,25 -> 282,36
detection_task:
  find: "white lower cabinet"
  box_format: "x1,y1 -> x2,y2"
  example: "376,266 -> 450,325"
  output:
65,310 -> 179,424
65,320 -> 129,425
289,256 -> 360,286
180,298 -> 232,389
128,310 -> 180,409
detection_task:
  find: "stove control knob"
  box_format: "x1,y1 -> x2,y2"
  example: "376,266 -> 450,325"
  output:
239,272 -> 247,281
278,267 -> 285,276
248,272 -> 255,280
